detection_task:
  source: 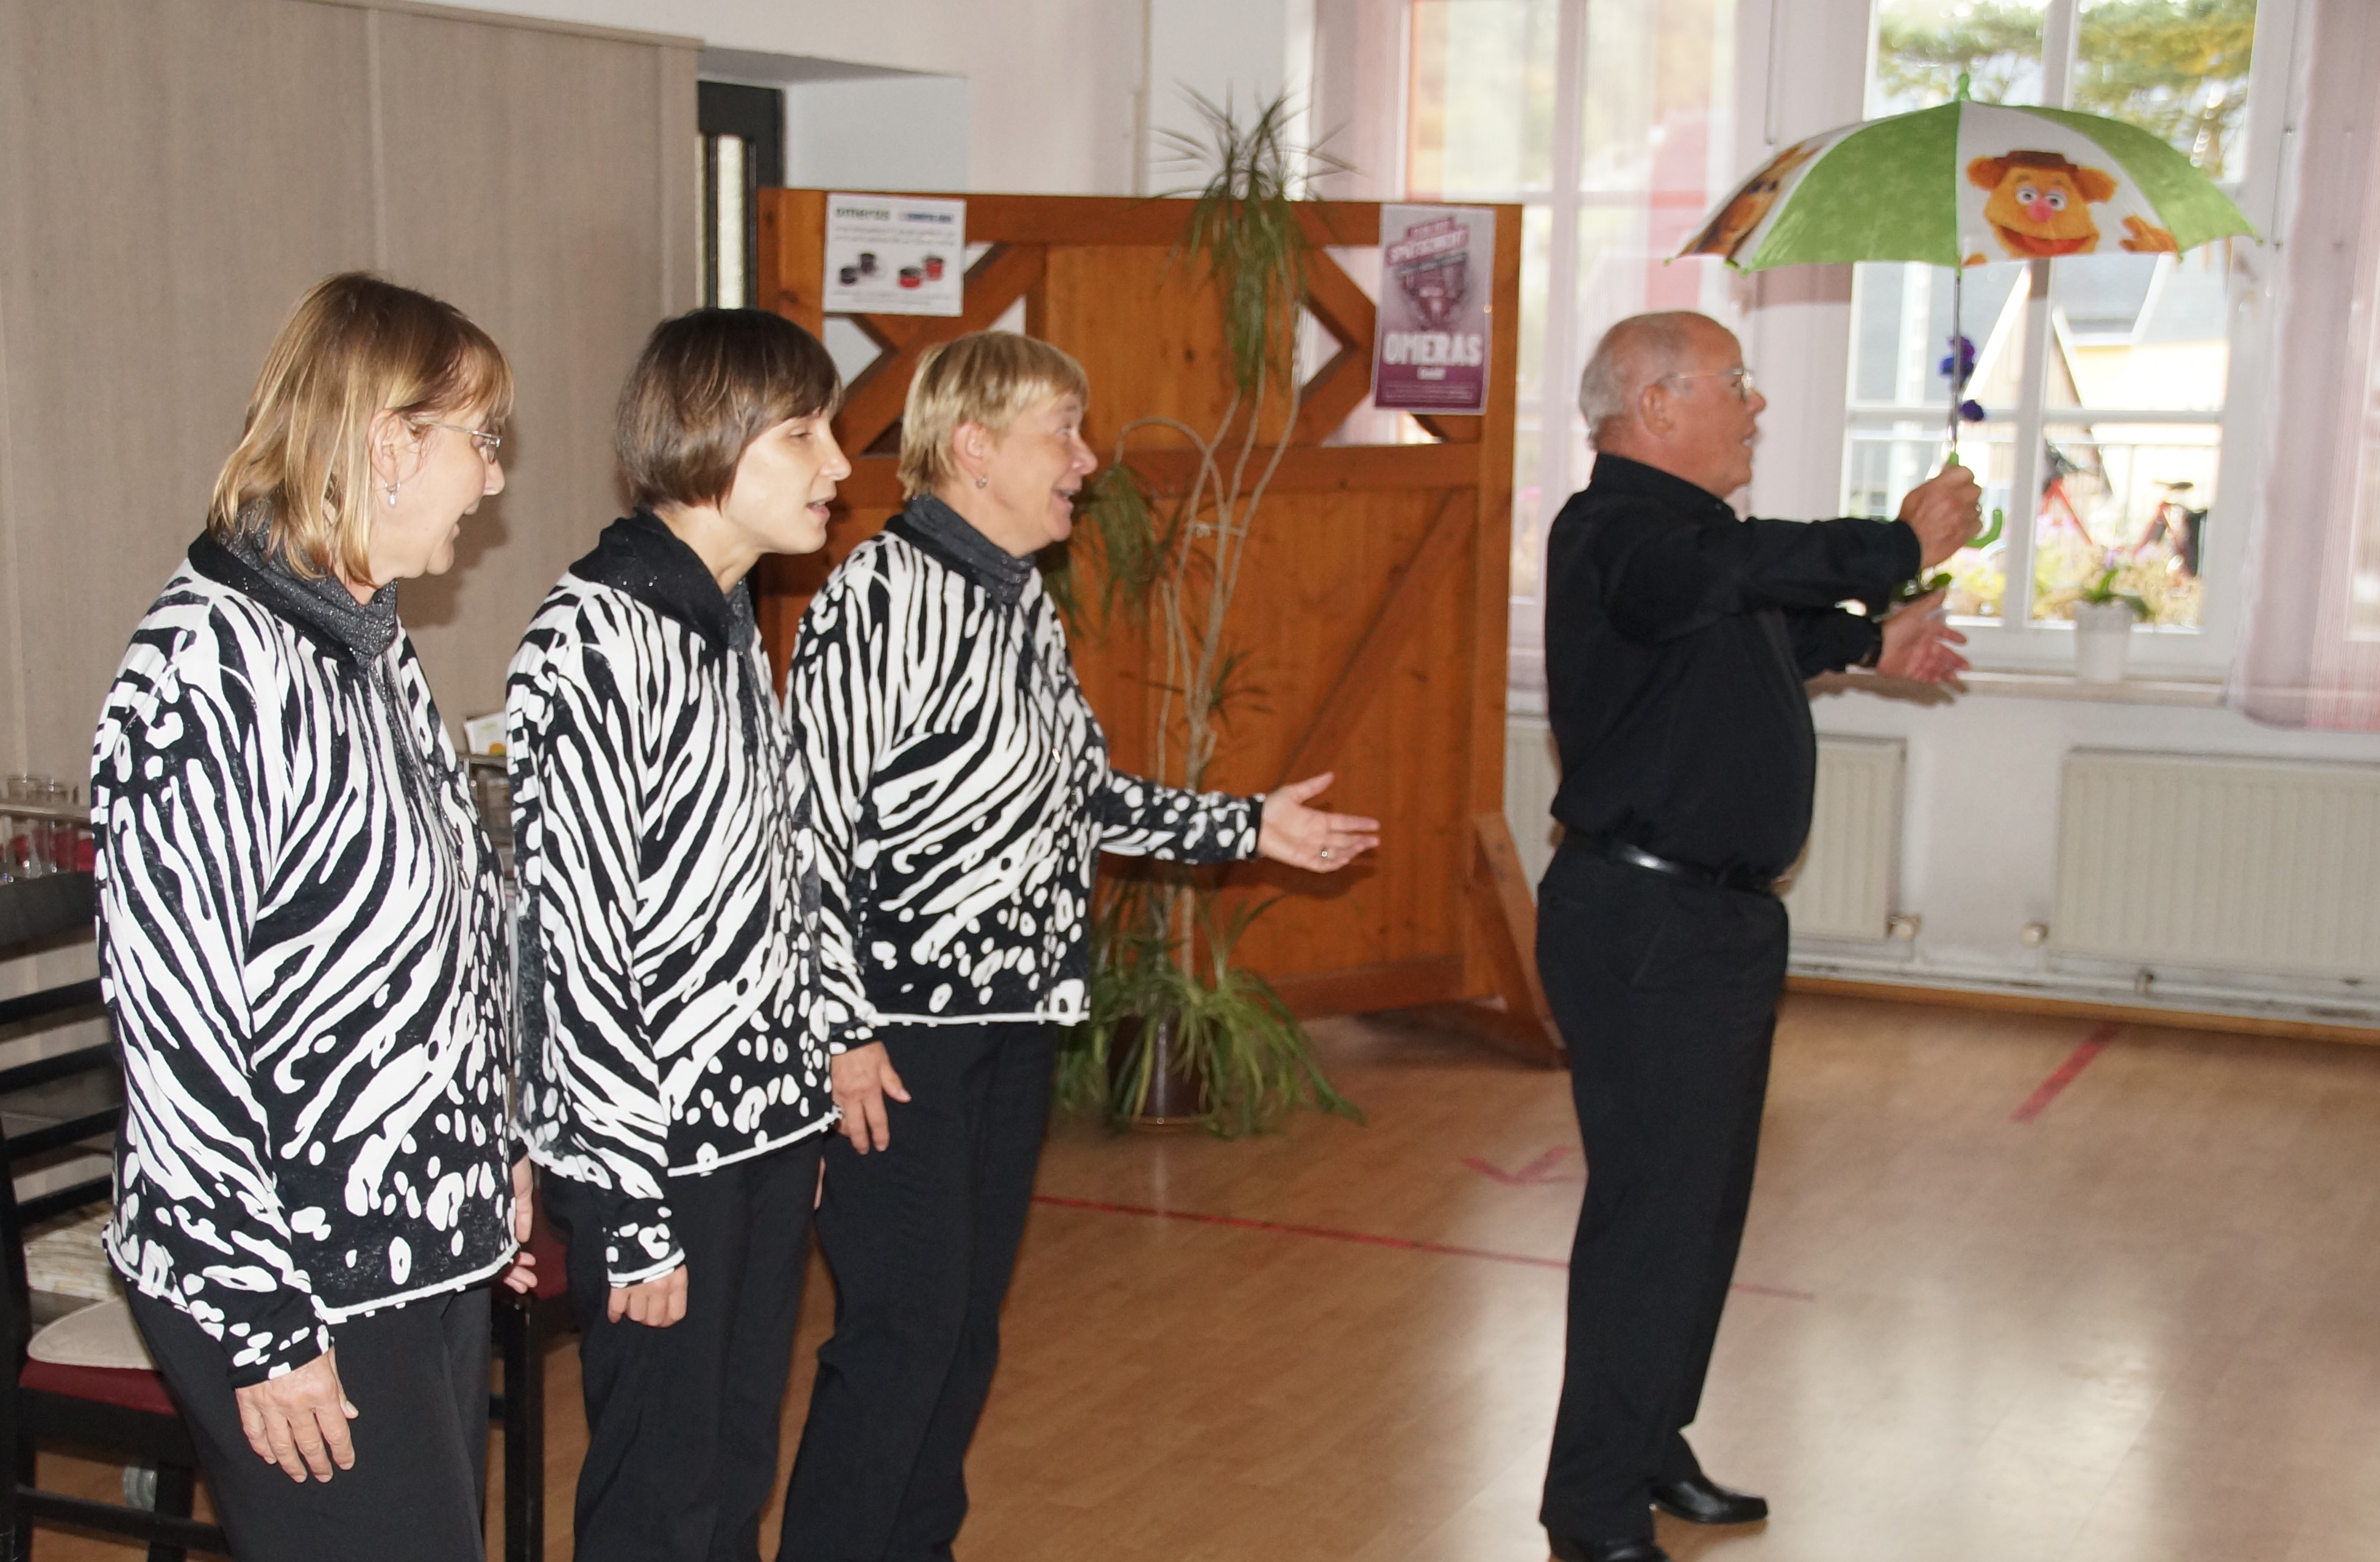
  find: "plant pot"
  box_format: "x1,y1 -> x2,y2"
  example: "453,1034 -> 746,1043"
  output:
2072,599 -> 2137,684
1107,1012 -> 1207,1128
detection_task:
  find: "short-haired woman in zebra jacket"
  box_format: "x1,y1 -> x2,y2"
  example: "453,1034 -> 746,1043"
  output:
91,273 -> 533,1561
506,309 -> 849,1562
776,331 -> 1381,1560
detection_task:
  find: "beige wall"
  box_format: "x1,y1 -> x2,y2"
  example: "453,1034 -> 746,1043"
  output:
0,0 -> 698,780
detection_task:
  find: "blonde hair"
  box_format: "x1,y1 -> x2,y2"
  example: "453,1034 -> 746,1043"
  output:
896,331 -> 1090,499
208,273 -> 514,581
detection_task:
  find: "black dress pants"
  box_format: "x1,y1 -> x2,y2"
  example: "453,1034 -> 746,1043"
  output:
129,1283 -> 491,1562
779,1022 -> 1054,1562
1535,847 -> 1788,1543
545,1135 -> 824,1562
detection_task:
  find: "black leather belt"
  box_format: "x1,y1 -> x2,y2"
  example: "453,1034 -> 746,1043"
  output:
1579,835 -> 1779,897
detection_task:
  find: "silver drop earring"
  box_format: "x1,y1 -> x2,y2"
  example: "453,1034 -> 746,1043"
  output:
384,480 -> 400,507
975,476 -> 988,489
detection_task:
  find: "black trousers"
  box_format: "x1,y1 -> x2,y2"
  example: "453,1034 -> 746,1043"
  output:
129,1283 -> 491,1562
779,1022 -> 1054,1562
1535,847 -> 1788,1543
545,1136 -> 824,1562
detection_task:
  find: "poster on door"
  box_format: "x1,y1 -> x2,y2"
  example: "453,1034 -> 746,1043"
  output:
1370,203 -> 1495,415
823,194 -> 966,317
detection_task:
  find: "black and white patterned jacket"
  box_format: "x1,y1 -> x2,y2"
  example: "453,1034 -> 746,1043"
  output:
508,513 -> 831,1285
788,496 -> 1261,1050
93,534 -> 517,1385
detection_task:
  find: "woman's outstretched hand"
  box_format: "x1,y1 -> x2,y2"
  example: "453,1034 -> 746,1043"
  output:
1257,773 -> 1381,873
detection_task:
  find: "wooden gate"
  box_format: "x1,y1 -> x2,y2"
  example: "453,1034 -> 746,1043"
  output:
754,190 -> 1559,1065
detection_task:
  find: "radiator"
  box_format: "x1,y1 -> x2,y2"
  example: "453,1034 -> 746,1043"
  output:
1783,736 -> 1905,941
2053,751 -> 2380,980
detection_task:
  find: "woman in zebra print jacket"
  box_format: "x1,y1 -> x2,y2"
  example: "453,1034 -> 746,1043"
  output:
91,275 -> 532,1561
776,331 -> 1381,1560
506,309 -> 848,1561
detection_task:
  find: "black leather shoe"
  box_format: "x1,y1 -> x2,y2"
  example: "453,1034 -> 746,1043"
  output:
1648,1472 -> 1769,1525
1548,1536 -> 1670,1562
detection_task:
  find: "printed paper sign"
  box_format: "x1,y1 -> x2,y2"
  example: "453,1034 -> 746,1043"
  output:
824,194 -> 965,317
1371,203 -> 1495,415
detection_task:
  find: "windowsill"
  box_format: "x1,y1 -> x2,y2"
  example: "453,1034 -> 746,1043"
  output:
1807,668 -> 2227,707
1510,668 -> 2229,719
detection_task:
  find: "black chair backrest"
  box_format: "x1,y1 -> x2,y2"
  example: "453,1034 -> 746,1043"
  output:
0,869 -> 118,1375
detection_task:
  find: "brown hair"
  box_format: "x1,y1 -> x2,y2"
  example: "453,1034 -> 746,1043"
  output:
896,331 -> 1090,499
615,309 -> 841,511
208,272 -> 512,581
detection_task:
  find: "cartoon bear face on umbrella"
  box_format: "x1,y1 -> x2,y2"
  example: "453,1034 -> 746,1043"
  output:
1966,150 -> 2177,262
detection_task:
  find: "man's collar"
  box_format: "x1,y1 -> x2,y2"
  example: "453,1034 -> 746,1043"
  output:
567,509 -> 753,657
1584,453 -> 1740,518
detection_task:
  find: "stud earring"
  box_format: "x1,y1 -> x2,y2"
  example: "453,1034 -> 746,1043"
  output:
975,476 -> 988,489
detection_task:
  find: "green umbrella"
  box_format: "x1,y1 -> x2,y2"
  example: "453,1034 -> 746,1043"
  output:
1678,76 -> 2256,551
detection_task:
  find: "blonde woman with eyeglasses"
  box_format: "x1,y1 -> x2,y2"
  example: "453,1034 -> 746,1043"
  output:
91,272 -> 534,1562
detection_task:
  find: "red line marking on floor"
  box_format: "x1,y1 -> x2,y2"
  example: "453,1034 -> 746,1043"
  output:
1029,1193 -> 1814,1300
2010,1022 -> 2122,1124
1461,1145 -> 1583,1185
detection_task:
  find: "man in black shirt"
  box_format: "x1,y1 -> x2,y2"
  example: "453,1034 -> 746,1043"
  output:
1538,311 -> 1978,1562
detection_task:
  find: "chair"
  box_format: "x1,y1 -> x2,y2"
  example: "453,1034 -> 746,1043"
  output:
1,870 -> 228,1561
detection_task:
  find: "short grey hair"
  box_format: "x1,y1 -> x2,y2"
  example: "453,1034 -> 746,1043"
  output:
1578,311 -> 1705,449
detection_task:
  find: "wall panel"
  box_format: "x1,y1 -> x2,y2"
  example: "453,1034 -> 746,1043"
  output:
0,0 -> 697,776
0,0 -> 376,771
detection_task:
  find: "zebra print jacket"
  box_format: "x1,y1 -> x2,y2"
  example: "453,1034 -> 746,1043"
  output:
788,495 -> 1262,1049
93,534 -> 517,1385
508,513 -> 831,1286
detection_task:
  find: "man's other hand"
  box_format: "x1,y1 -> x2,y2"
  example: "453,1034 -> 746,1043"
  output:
1875,590 -> 1969,684
1898,465 -> 1984,568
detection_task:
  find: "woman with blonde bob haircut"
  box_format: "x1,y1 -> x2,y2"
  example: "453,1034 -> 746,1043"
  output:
91,272 -> 534,1562
778,330 -> 1380,1559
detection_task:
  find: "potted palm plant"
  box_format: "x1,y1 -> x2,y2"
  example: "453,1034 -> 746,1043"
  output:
1046,91 -> 1360,1137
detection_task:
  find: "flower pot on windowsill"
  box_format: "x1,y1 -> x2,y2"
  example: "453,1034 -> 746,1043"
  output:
2072,598 -> 2139,684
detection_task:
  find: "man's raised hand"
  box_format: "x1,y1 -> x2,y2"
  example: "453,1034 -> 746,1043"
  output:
1899,465 -> 1984,568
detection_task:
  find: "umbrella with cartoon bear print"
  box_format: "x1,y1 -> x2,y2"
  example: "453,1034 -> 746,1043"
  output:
1677,73 -> 2256,555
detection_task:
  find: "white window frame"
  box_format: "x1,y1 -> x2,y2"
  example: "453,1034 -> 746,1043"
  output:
1819,0 -> 2311,679
1396,0 -> 1741,709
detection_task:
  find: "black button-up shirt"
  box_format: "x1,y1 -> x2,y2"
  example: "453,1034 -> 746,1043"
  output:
1543,454 -> 1920,879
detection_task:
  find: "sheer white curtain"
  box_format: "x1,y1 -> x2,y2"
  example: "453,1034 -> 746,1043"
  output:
2236,0 -> 2380,729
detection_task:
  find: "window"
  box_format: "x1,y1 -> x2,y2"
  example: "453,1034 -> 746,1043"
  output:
1404,0 -> 1740,704
698,82 -> 785,309
1847,0 -> 2270,659
2354,222 -> 2380,642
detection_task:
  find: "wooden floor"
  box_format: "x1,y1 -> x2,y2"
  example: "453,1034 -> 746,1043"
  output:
32,992 -> 2380,1560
